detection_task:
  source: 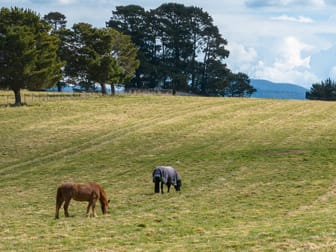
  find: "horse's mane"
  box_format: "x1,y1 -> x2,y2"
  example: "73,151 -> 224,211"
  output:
96,183 -> 108,202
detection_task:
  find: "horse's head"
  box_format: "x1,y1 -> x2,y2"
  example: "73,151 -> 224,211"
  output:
101,199 -> 110,214
174,179 -> 182,191
98,186 -> 110,215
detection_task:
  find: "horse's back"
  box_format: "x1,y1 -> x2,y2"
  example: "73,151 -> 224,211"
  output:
57,182 -> 97,201
56,182 -> 75,200
59,182 -> 75,189
154,166 -> 180,185
57,182 -> 74,192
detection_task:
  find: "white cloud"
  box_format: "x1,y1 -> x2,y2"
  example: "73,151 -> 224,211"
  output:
296,0 -> 325,7
251,37 -> 318,87
226,42 -> 258,76
227,42 -> 258,63
245,0 -> 326,8
279,36 -> 312,68
271,15 -> 314,23
58,0 -> 77,4
329,66 -> 336,79
254,62 -> 318,87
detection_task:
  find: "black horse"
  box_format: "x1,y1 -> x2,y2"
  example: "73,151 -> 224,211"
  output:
152,166 -> 181,193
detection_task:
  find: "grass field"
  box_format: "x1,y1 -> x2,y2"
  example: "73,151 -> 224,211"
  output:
1,94 -> 336,251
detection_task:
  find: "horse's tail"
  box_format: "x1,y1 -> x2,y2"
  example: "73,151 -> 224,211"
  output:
55,185 -> 63,219
56,186 -> 62,206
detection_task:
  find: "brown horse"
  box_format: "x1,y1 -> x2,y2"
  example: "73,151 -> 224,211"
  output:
55,182 -> 110,219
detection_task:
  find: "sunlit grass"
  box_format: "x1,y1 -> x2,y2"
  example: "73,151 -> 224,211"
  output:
1,94 -> 336,251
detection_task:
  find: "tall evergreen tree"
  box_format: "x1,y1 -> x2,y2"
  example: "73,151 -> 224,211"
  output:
0,7 -> 63,105
106,5 -> 154,88
43,11 -> 68,91
107,3 -> 239,96
43,12 -> 67,32
152,3 -> 194,93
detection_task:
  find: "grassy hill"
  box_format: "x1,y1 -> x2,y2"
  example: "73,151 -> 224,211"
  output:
1,95 -> 336,251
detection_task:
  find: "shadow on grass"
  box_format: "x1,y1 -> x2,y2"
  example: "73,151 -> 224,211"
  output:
0,103 -> 29,108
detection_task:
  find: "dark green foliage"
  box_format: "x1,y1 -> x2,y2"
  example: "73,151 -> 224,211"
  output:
107,3 -> 254,97
306,78 -> 336,100
43,12 -> 67,32
107,5 -> 156,89
61,23 -> 139,94
224,72 -> 256,97
0,7 -> 63,105
43,12 -> 68,92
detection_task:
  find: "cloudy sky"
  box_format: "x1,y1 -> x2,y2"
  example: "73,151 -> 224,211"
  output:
2,0 -> 336,88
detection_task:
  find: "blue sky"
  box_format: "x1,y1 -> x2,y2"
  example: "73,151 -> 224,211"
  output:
2,0 -> 336,88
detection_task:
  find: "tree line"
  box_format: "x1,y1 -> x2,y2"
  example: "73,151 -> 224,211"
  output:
0,7 -> 139,105
0,4 -> 257,105
106,4 -> 256,97
306,78 -> 336,101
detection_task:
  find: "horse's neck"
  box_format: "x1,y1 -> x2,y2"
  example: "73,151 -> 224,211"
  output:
98,187 -> 107,202
98,187 -> 104,199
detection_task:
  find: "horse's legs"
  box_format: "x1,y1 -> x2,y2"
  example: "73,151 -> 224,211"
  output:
55,196 -> 64,219
167,182 -> 171,193
86,201 -> 92,217
86,198 -> 98,217
161,182 -> 164,194
154,179 -> 160,193
91,198 -> 97,217
64,197 -> 71,217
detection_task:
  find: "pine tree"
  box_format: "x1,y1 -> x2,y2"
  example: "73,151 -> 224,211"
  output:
0,7 -> 63,105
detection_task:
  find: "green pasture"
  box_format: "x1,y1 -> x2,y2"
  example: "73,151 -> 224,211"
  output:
1,94 -> 336,251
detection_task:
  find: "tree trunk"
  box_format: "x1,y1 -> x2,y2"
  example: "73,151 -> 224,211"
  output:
13,87 -> 22,106
100,83 -> 107,95
172,83 -> 176,95
57,83 -> 62,92
135,69 -> 141,88
111,84 -> 115,96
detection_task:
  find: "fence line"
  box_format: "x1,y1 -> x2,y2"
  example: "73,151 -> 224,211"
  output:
125,88 -> 173,95
0,95 -> 14,105
0,92 -> 98,105
0,88 -> 174,105
23,93 -> 84,103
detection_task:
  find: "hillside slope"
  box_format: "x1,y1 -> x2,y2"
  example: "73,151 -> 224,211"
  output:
1,95 -> 336,251
251,79 -> 308,100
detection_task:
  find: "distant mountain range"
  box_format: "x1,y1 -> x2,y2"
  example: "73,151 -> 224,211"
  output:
250,79 -> 308,100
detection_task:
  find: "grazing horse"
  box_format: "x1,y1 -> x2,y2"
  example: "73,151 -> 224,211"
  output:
152,166 -> 181,194
55,182 -> 110,219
